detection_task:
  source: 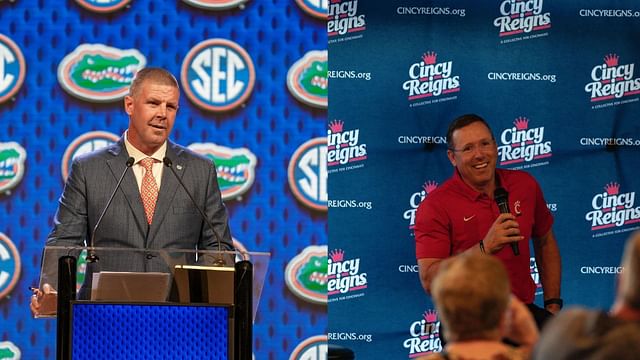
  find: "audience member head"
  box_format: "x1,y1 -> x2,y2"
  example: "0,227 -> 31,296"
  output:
431,253 -> 510,342
618,231 -> 640,309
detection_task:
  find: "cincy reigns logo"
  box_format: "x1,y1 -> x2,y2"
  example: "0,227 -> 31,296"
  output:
586,182 -> 640,232
181,38 -> 255,112
494,0 -> 551,37
327,120 -> 367,168
498,117 -> 552,166
403,52 -> 460,103
328,0 -> 366,37
585,54 -> 640,102
0,34 -> 26,104
404,310 -> 442,357
327,249 -> 367,299
404,181 -> 437,231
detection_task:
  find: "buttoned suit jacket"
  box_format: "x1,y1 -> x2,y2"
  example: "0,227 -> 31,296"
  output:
45,137 -> 233,275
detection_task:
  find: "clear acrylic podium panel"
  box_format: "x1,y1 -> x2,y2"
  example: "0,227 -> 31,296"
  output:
38,246 -> 269,321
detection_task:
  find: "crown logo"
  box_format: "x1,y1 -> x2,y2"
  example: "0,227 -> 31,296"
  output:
423,180 -> 438,194
514,117 -> 529,130
605,182 -> 620,195
329,249 -> 345,262
423,310 -> 438,323
329,120 -> 344,133
422,52 -> 437,65
604,54 -> 619,67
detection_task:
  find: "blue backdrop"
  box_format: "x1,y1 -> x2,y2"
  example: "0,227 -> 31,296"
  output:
328,1 -> 640,358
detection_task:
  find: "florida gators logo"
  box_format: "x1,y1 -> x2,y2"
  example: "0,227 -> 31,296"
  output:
76,0 -> 131,13
287,50 -> 327,108
57,44 -> 146,102
288,137 -> 327,211
181,39 -> 255,112
295,0 -> 327,19
0,34 -> 26,104
0,233 -> 20,300
0,142 -> 26,195
182,0 -> 249,10
285,245 -> 327,304
61,131 -> 119,180
188,143 -> 257,200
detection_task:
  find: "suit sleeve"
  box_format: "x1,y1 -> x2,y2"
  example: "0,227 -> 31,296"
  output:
201,159 -> 234,251
46,157 -> 89,246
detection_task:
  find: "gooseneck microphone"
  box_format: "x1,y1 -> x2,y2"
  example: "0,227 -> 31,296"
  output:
86,157 -> 135,263
494,187 -> 520,256
163,157 -> 226,266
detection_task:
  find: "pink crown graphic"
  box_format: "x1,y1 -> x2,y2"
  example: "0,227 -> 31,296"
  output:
423,180 -> 438,194
514,117 -> 529,130
422,52 -> 437,65
330,249 -> 345,262
329,120 -> 344,133
605,182 -> 620,195
423,310 -> 438,323
604,54 -> 619,67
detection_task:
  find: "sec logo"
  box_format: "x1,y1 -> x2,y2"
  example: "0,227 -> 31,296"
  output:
61,131 -> 119,180
75,0 -> 131,13
288,138 -> 327,212
0,233 -> 21,300
295,0 -> 327,19
289,335 -> 327,360
181,38 -> 255,112
0,34 -> 26,104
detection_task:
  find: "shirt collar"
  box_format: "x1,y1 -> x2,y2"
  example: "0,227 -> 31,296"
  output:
123,130 -> 167,164
451,168 -> 502,201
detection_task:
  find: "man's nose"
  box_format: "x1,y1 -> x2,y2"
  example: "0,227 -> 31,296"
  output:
157,104 -> 167,117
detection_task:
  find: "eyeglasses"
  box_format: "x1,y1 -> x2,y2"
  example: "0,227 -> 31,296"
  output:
449,139 -> 495,155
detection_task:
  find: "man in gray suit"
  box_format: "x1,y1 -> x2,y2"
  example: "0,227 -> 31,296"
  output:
31,68 -> 233,314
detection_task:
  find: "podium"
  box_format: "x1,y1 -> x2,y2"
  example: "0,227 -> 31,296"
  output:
36,246 -> 269,360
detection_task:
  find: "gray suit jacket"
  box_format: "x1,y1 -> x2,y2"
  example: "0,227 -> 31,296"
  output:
46,137 -> 233,275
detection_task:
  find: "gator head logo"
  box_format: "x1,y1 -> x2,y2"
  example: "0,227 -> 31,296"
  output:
75,0 -> 131,13
0,142 -> 26,195
188,143 -> 257,200
288,137 -> 327,212
287,50 -> 328,108
182,0 -> 249,10
295,0 -> 327,19
289,335 -> 327,360
285,245 -> 327,304
58,44 -> 146,102
0,341 -> 21,360
0,233 -> 21,301
181,38 -> 255,112
61,131 -> 119,181
0,34 -> 26,104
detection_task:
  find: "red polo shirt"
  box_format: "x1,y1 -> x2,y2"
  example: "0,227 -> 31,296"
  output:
414,168 -> 553,303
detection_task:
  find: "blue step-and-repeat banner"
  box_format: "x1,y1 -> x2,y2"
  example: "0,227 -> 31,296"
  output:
0,0 -> 327,359
328,1 -> 640,358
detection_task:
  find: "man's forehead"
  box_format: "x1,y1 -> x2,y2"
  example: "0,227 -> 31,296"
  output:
452,122 -> 492,142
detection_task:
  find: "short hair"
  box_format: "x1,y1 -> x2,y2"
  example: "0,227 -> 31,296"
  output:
620,231 -> 640,309
446,114 -> 494,150
128,67 -> 179,97
431,253 -> 510,341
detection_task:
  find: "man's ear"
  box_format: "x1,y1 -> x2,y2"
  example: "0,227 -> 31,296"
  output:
447,150 -> 457,167
124,96 -> 133,116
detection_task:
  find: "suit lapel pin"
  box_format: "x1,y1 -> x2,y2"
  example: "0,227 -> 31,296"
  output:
176,164 -> 183,170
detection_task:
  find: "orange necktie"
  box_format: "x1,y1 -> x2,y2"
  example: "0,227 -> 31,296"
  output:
140,157 -> 159,224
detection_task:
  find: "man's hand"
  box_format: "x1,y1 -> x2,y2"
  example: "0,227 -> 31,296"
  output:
483,213 -> 523,254
30,283 -> 58,317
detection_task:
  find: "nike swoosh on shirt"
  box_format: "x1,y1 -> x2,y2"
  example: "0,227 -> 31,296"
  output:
463,215 -> 476,222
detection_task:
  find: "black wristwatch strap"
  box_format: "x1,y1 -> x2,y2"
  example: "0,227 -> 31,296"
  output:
544,298 -> 563,308
479,240 -> 486,254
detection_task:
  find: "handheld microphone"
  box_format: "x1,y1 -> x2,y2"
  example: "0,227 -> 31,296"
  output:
163,157 -> 226,266
494,187 -> 519,256
86,157 -> 135,263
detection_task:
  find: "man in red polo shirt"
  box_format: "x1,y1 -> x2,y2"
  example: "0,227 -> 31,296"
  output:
414,114 -> 562,327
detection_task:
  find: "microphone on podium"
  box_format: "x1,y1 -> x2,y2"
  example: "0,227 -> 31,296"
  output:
163,157 -> 226,266
494,187 -> 519,256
